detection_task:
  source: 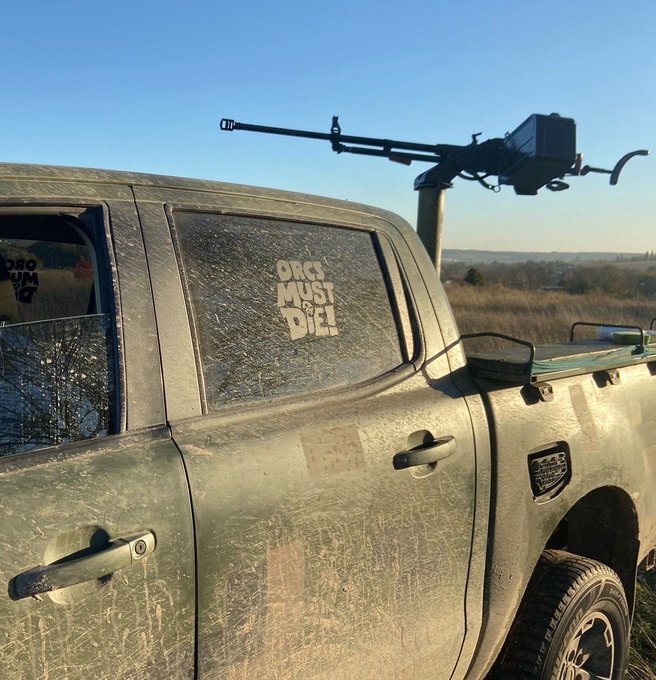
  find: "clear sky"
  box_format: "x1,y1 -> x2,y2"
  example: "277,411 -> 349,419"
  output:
2,0 -> 654,252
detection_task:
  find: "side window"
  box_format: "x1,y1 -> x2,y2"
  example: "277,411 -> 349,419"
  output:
0,212 -> 116,456
171,212 -> 406,409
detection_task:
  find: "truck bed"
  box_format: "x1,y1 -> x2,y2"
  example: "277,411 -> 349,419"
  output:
466,338 -> 656,384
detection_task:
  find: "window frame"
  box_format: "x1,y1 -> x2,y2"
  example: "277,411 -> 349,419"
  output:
166,205 -> 423,415
0,203 -> 124,454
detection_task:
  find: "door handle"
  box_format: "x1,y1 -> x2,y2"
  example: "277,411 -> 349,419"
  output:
393,436 -> 456,470
10,531 -> 156,600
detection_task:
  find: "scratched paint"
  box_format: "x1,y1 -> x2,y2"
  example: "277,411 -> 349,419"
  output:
0,434 -> 195,679
265,541 -> 305,650
568,382 -> 600,453
467,364 -> 656,679
176,369 -> 477,679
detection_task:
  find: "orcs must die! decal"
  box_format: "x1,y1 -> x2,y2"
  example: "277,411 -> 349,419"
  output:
6,257 -> 39,304
276,259 -> 339,340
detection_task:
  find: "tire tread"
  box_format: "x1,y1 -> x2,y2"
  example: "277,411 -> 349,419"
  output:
490,549 -> 627,679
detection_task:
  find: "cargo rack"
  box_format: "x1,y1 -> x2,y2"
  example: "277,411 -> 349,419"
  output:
463,321 -> 656,385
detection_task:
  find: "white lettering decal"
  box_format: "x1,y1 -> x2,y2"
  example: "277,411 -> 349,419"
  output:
276,259 -> 339,340
322,281 -> 335,304
276,260 -> 293,282
280,307 -> 308,340
277,281 -> 301,308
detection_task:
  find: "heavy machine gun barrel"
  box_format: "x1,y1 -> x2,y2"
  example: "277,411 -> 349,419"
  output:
220,116 -> 471,166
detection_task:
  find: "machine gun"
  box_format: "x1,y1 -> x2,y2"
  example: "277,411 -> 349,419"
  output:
220,114 -> 648,272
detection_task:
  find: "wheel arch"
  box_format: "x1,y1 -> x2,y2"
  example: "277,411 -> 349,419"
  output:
546,485 -> 640,613
461,486 -> 640,680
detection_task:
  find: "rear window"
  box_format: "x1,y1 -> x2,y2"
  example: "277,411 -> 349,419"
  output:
171,212 -> 405,409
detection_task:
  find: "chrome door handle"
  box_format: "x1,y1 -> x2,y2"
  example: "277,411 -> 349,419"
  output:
393,436 -> 456,470
10,531 -> 156,600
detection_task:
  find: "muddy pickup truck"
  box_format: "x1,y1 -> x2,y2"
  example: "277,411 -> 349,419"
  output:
0,163 -> 654,680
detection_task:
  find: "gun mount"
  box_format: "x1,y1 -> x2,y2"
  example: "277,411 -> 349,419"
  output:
220,114 -> 648,272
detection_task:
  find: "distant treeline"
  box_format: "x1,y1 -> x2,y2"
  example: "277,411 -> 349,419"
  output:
443,260 -> 656,298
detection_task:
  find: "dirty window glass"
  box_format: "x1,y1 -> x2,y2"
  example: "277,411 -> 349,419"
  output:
172,212 -> 404,409
0,214 -> 116,455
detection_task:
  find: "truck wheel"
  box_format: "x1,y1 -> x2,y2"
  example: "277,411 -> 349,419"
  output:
491,549 -> 630,680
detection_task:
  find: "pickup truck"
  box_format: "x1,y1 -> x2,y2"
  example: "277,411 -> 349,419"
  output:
0,162 -> 654,680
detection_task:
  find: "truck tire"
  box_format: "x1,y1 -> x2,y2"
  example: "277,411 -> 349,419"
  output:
491,549 -> 630,680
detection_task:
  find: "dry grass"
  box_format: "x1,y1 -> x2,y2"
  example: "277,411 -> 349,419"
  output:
445,283 -> 656,679
445,283 -> 656,345
629,574 -> 656,679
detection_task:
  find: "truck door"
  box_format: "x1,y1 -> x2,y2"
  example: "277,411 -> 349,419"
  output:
136,187 -> 478,679
0,177 -> 195,679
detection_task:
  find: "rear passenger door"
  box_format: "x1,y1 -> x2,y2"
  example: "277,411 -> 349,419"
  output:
0,178 -> 195,679
136,187 -> 478,679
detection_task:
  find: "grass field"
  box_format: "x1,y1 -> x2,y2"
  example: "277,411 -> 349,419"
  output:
632,573 -> 656,679
445,284 -> 656,678
445,284 -> 656,344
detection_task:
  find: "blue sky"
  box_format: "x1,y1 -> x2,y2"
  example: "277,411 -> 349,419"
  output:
2,1 -> 654,252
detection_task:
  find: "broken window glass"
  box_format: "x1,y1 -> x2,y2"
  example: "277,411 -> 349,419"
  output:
0,213 -> 116,456
0,314 -> 115,456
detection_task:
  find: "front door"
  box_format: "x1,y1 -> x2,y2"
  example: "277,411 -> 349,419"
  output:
0,178 -> 195,679
139,184 -> 478,679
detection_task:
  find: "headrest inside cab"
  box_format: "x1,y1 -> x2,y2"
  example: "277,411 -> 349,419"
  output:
0,279 -> 17,322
